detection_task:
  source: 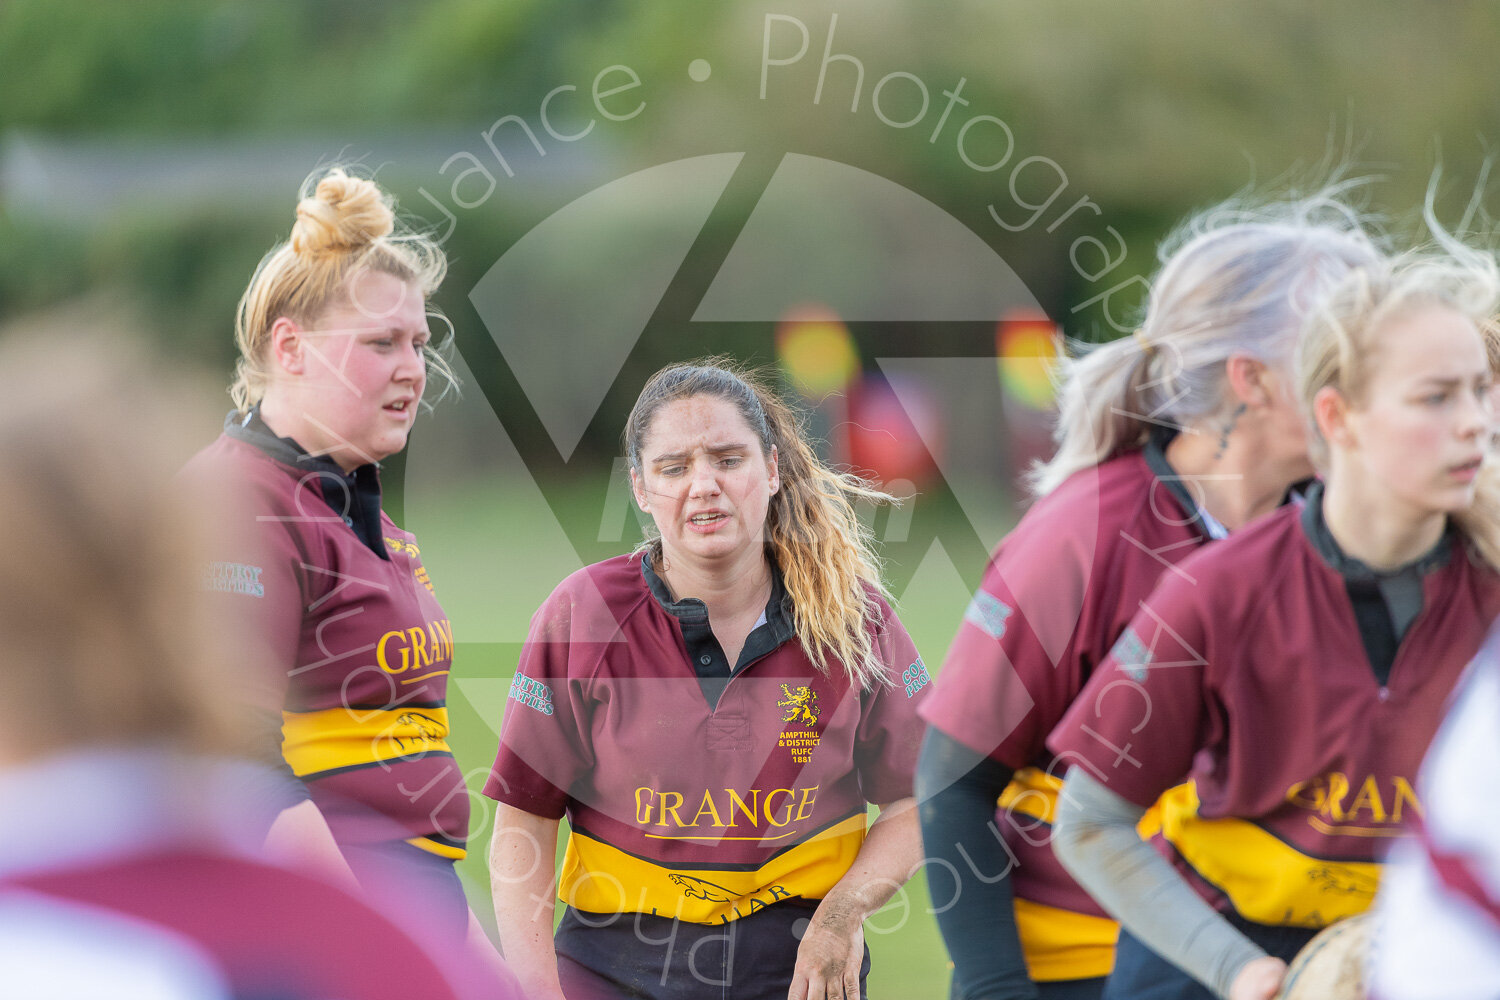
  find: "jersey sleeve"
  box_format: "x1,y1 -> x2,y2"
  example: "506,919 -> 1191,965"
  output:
853,599 -> 930,805
196,472 -> 310,745
483,576 -> 602,819
921,517 -> 1094,770
182,449 -> 314,801
1046,568 -> 1212,809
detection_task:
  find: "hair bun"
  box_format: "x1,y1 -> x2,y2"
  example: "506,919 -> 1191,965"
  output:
290,168 -> 394,255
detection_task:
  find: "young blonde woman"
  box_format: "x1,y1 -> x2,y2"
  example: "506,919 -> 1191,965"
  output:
486,361 -> 930,1000
916,192 -> 1383,1000
1049,237 -> 1500,1000
183,168 -> 501,960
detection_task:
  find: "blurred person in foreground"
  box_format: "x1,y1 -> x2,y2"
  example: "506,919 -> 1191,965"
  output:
0,333 -> 510,999
1372,622 -> 1500,998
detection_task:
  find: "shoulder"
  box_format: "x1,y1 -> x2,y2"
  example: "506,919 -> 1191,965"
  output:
180,433 -> 299,512
988,450 -> 1193,598
530,553 -> 651,643
1183,501 -> 1302,576
1149,503 -> 1307,616
855,579 -> 907,637
1007,450 -> 1182,554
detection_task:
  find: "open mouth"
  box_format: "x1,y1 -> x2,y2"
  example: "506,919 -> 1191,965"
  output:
385,400 -> 412,414
689,512 -> 728,527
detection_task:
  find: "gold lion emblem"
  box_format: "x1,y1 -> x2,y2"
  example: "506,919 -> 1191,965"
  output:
778,684 -> 819,726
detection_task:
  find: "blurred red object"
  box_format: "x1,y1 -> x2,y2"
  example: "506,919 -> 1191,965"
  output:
843,373 -> 942,490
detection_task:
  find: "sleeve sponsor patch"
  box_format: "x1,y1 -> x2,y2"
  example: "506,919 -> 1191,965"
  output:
1109,627 -> 1152,682
204,561 -> 264,598
963,591 -> 1013,639
902,657 -> 931,698
508,673 -> 555,716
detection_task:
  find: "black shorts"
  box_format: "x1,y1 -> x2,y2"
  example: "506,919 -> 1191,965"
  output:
555,902 -> 871,1000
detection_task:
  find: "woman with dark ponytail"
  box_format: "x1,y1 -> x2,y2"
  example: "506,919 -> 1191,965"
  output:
916,188 -> 1385,1000
486,360 -> 929,1000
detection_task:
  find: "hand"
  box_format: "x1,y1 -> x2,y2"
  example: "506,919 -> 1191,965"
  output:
1229,956 -> 1286,1000
789,909 -> 865,1000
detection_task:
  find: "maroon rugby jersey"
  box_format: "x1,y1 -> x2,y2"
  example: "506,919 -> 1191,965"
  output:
14,852 -> 478,1000
185,416 -> 468,859
920,447 -> 1210,979
1049,502 -> 1500,928
484,553 -> 928,925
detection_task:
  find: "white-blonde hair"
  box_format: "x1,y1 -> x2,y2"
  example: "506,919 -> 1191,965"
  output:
1030,185 -> 1385,496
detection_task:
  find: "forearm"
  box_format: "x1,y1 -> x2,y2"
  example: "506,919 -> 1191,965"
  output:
915,728 -> 1035,1000
489,805 -> 565,1000
815,797 -> 923,931
1051,770 -> 1264,999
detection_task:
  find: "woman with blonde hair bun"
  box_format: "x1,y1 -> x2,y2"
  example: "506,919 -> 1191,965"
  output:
1050,212 -> 1500,1000
918,186 -> 1384,1000
487,359 -> 930,1000
183,166 -> 502,970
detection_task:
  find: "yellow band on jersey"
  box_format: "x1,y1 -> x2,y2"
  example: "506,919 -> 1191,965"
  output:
998,767 -> 1164,837
1013,898 -> 1117,981
1159,782 -> 1383,927
281,705 -> 452,778
995,767 -> 1170,980
558,815 -> 866,925
406,835 -> 467,860
1000,767 -> 1063,824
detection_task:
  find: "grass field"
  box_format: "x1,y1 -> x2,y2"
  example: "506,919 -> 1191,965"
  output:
405,471 -> 1011,997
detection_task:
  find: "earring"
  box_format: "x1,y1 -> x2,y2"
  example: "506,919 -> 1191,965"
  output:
1214,403 -> 1248,460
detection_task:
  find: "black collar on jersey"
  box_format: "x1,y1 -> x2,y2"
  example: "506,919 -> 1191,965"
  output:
1301,479 -> 1451,686
1300,479 -> 1454,580
640,550 -> 796,709
224,408 -> 390,560
1142,427 -> 1221,541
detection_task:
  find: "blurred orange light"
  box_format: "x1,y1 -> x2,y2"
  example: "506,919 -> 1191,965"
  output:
776,305 -> 860,400
996,309 -> 1059,410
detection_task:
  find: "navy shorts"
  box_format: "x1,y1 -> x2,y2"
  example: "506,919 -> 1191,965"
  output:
555,902 -> 870,1000
1102,918 -> 1316,1000
951,975 -> 1106,1000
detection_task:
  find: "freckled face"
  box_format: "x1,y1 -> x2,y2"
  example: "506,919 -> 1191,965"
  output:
631,395 -> 779,573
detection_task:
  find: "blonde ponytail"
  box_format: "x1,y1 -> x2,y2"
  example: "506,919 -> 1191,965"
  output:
625,360 -> 899,690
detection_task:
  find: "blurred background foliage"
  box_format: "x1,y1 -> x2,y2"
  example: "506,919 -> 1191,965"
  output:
5,0 -> 1499,401
6,0 -> 1500,618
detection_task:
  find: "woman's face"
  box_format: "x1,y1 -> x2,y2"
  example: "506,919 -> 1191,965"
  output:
1336,303 -> 1494,518
631,394 -> 779,576
290,270 -> 429,470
